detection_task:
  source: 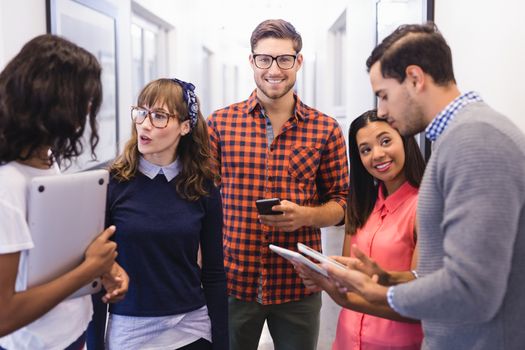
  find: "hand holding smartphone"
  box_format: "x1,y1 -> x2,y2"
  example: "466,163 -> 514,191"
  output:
255,198 -> 283,215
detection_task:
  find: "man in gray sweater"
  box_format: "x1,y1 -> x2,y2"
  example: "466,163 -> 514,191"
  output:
325,23 -> 525,349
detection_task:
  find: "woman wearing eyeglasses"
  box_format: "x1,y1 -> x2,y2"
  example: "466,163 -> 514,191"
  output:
89,78 -> 228,350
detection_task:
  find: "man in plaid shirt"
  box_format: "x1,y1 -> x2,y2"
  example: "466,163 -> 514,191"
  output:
207,19 -> 348,349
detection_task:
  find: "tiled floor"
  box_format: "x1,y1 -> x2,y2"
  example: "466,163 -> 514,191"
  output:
258,226 -> 346,349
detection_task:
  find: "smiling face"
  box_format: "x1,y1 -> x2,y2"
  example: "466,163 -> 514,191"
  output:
356,120 -> 407,195
250,37 -> 302,102
135,101 -> 190,166
369,62 -> 427,137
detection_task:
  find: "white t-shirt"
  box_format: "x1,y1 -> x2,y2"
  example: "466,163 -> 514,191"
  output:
0,162 -> 92,350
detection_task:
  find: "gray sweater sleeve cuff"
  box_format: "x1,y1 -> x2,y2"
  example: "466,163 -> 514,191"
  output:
387,286 -> 403,314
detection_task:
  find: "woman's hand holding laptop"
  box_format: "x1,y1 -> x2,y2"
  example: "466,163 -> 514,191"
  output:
83,226 -> 118,283
84,225 -> 129,303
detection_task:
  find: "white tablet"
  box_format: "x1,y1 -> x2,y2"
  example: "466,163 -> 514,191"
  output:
297,243 -> 347,271
269,244 -> 328,277
26,169 -> 109,298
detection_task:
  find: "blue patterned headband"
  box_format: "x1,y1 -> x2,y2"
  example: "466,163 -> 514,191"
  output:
171,78 -> 198,129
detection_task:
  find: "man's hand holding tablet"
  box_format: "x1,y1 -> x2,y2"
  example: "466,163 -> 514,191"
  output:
297,243 -> 348,271
269,244 -> 329,277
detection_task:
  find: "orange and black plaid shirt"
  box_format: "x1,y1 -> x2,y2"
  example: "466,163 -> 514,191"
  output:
207,90 -> 348,304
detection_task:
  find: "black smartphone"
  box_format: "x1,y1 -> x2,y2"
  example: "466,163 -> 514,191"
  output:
255,198 -> 283,215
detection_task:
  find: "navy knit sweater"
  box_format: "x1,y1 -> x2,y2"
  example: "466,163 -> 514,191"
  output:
107,173 -> 228,349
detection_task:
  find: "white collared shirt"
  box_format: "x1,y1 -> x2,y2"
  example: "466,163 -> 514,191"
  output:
138,157 -> 181,182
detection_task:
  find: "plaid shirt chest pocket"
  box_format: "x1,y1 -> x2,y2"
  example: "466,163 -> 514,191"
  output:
288,146 -> 321,182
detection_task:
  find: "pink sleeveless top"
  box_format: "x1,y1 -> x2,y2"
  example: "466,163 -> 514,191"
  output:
333,182 -> 423,350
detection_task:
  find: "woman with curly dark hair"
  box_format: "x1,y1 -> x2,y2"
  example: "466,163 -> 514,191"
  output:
0,34 -> 126,350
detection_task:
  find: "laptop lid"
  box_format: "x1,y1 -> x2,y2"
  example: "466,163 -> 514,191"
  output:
26,169 -> 109,298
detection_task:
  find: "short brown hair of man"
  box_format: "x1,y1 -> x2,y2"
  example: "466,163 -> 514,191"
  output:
250,19 -> 302,53
366,22 -> 456,86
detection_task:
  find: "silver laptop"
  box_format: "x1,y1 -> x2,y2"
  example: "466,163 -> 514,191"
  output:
26,169 -> 109,298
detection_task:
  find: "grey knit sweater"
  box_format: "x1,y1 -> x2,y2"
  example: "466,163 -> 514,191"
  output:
392,102 -> 525,349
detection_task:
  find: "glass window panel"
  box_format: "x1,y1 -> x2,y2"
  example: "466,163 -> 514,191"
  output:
144,29 -> 158,83
131,24 -> 144,101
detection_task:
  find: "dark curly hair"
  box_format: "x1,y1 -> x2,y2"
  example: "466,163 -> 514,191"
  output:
0,34 -> 102,168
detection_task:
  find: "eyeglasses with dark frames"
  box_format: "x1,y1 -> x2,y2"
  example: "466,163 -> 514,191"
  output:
252,54 -> 297,70
131,106 -> 177,129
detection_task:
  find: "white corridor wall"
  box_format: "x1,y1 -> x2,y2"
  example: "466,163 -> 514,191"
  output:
435,0 -> 525,132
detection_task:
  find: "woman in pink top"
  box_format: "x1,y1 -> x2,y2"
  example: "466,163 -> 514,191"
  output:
296,110 -> 425,349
